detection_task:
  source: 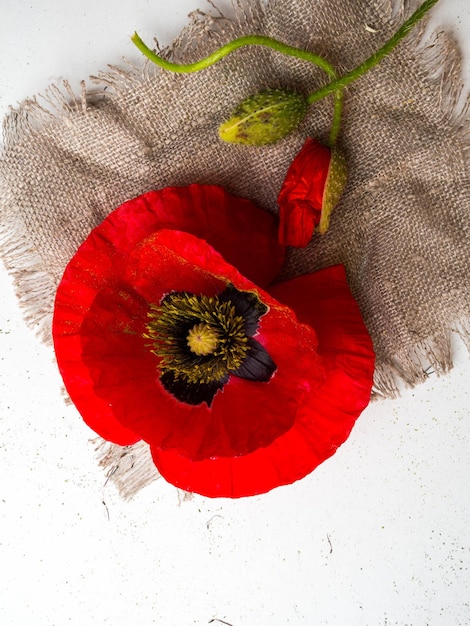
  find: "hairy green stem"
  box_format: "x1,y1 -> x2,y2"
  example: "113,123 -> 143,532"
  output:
132,0 -> 438,145
307,0 -> 440,104
131,32 -> 344,146
132,32 -> 336,76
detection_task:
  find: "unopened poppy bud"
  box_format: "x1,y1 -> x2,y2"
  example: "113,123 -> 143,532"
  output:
278,137 -> 348,247
219,89 -> 308,146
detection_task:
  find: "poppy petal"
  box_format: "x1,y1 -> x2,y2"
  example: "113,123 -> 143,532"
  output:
55,225 -> 326,467
53,285 -> 147,445
160,371 -> 228,407
218,284 -> 268,336
53,184 -> 284,444
151,265 -> 374,498
99,184 -> 285,287
232,338 -> 277,382
278,138 -> 332,247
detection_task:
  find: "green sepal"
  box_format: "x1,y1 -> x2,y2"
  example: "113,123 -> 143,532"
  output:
319,147 -> 348,235
219,89 -> 308,146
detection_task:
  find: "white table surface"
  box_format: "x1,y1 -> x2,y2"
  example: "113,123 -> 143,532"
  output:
1,1 -> 469,625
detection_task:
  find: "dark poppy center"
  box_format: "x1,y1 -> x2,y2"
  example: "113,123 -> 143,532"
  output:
145,284 -> 277,406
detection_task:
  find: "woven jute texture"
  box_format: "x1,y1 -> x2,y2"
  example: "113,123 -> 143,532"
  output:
1,0 -> 469,496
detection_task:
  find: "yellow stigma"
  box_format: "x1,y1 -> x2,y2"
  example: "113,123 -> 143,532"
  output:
186,323 -> 220,356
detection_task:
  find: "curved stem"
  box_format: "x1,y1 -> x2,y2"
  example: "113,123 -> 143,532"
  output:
131,32 -> 344,146
307,0 -> 440,105
132,33 -> 337,76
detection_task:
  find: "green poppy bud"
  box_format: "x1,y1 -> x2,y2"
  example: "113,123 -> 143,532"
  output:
219,88 -> 308,146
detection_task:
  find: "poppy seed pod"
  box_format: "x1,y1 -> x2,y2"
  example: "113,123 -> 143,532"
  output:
278,137 -> 348,247
219,88 -> 308,146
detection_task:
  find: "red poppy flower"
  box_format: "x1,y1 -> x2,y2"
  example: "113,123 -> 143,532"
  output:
53,184 -> 374,498
278,137 -> 348,247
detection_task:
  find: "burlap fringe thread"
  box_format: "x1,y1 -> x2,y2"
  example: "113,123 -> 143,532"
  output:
1,0 -> 469,498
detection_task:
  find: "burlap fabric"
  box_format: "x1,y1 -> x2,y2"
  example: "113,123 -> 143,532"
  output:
1,0 -> 469,496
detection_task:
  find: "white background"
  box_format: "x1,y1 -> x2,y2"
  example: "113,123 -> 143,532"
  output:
1,1 -> 469,625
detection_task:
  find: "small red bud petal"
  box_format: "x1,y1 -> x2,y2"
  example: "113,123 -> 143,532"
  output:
277,137 -> 348,247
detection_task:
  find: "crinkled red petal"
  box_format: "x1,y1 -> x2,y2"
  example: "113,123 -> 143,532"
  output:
78,229 -> 324,460
53,223 -> 324,460
53,282 -> 146,445
152,265 -> 375,498
278,138 -> 332,247
92,184 -> 285,288
53,184 -> 285,445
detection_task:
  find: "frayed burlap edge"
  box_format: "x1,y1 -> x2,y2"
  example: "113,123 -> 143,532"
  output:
94,439 -> 160,500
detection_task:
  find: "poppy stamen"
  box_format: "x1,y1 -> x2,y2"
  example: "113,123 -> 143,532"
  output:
144,284 -> 276,405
